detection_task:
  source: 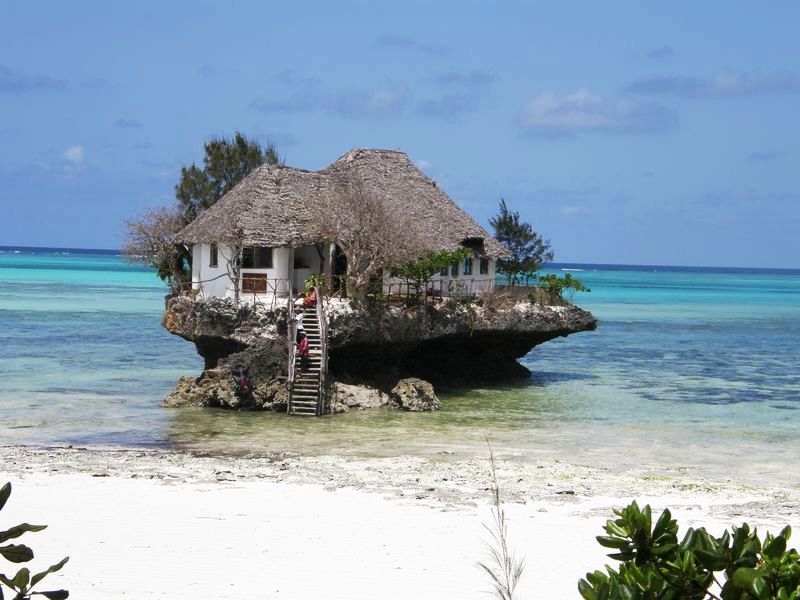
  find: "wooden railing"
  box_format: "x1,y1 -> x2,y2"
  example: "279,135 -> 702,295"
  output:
313,286 -> 329,416
286,294 -> 297,413
382,277 -> 495,305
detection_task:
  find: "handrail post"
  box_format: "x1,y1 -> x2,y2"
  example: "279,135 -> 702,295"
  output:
313,285 -> 328,416
286,292 -> 296,414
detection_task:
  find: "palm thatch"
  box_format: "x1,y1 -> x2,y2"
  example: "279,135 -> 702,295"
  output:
177,148 -> 510,259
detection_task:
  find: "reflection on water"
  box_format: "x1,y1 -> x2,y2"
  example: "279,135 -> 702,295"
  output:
2,249 -> 800,486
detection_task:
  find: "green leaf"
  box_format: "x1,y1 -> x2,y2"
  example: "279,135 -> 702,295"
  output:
0,544 -> 33,563
0,523 -> 48,544
31,591 -> 69,599
30,557 -> 69,588
0,483 -> 10,513
780,525 -> 792,541
764,535 -> 787,559
11,567 -> 30,590
731,567 -> 762,590
652,509 -> 672,537
597,536 -> 630,549
750,575 -> 770,600
578,578 -> 598,600
695,548 -> 729,571
651,543 -> 678,556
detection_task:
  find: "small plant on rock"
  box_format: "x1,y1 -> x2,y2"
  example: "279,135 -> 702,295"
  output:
580,500 -> 800,600
0,482 -> 69,600
537,273 -> 590,302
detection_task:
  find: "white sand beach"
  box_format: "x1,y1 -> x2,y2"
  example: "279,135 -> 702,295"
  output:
2,446 -> 798,599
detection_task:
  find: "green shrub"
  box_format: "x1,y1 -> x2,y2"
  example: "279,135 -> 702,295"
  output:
580,500 -> 800,600
538,273 -> 590,301
0,482 -> 69,600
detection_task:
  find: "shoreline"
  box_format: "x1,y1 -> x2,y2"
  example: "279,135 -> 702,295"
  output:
4,444 -> 798,514
2,445 -> 798,599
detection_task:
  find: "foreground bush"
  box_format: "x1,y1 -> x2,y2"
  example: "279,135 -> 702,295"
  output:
580,500 -> 800,600
0,482 -> 68,600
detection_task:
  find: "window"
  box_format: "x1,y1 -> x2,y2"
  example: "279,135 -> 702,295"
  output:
209,243 -> 218,268
479,258 -> 489,275
440,266 -> 448,277
242,273 -> 267,293
450,262 -> 459,278
463,258 -> 473,276
241,246 -> 273,269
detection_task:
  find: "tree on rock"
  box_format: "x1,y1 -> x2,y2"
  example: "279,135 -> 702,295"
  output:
490,199 -> 553,285
123,132 -> 280,288
320,181 -> 422,300
176,132 -> 281,222
122,206 -> 188,293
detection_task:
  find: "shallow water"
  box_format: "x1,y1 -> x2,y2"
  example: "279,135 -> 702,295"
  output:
1,247 -> 799,485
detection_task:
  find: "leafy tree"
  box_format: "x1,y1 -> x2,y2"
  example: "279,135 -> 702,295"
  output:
0,482 -> 69,600
123,132 -> 279,288
490,199 -> 554,285
580,500 -> 800,600
176,132 -> 281,222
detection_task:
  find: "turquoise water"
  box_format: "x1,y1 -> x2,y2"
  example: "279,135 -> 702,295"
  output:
1,247 -> 799,484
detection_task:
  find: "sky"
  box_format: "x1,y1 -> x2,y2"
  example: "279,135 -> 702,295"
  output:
1,1 -> 798,268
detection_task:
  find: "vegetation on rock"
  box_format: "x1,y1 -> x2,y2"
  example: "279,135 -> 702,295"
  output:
538,273 -> 591,301
389,248 -> 472,303
122,132 -> 279,290
580,500 -> 800,600
490,198 -> 554,285
0,482 -> 69,600
320,181 -> 423,300
175,132 -> 281,223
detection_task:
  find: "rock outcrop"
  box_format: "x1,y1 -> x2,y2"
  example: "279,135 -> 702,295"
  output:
330,383 -> 392,413
391,378 -> 440,411
161,294 -> 597,412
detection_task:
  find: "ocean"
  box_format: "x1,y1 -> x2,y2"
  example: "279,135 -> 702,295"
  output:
1,246 -> 799,484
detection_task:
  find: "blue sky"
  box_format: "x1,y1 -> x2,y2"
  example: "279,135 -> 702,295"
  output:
1,1 -> 798,267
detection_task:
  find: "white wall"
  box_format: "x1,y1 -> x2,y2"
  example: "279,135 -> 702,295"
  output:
191,244 -> 294,301
192,243 -> 231,298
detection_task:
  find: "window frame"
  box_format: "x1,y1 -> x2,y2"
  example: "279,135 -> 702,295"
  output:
209,243 -> 218,268
241,246 -> 273,269
479,258 -> 489,275
463,257 -> 473,276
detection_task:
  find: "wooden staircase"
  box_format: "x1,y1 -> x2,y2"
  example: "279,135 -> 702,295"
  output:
287,288 -> 328,416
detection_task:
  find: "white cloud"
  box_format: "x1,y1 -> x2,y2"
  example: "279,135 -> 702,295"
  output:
63,145 -> 84,165
560,205 -> 587,217
516,88 -> 677,136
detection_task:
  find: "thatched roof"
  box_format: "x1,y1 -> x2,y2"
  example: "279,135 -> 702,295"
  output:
177,148 -> 510,259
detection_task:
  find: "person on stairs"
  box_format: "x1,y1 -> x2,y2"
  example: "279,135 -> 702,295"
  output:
293,311 -> 304,343
297,330 -> 310,372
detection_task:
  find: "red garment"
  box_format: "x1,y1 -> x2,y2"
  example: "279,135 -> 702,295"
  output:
303,288 -> 317,308
298,336 -> 310,357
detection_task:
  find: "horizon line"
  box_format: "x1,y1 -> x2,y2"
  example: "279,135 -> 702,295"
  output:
0,244 -> 798,272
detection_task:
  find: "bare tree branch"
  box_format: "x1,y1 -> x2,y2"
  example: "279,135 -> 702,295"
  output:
319,180 -> 423,300
122,206 -> 188,293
